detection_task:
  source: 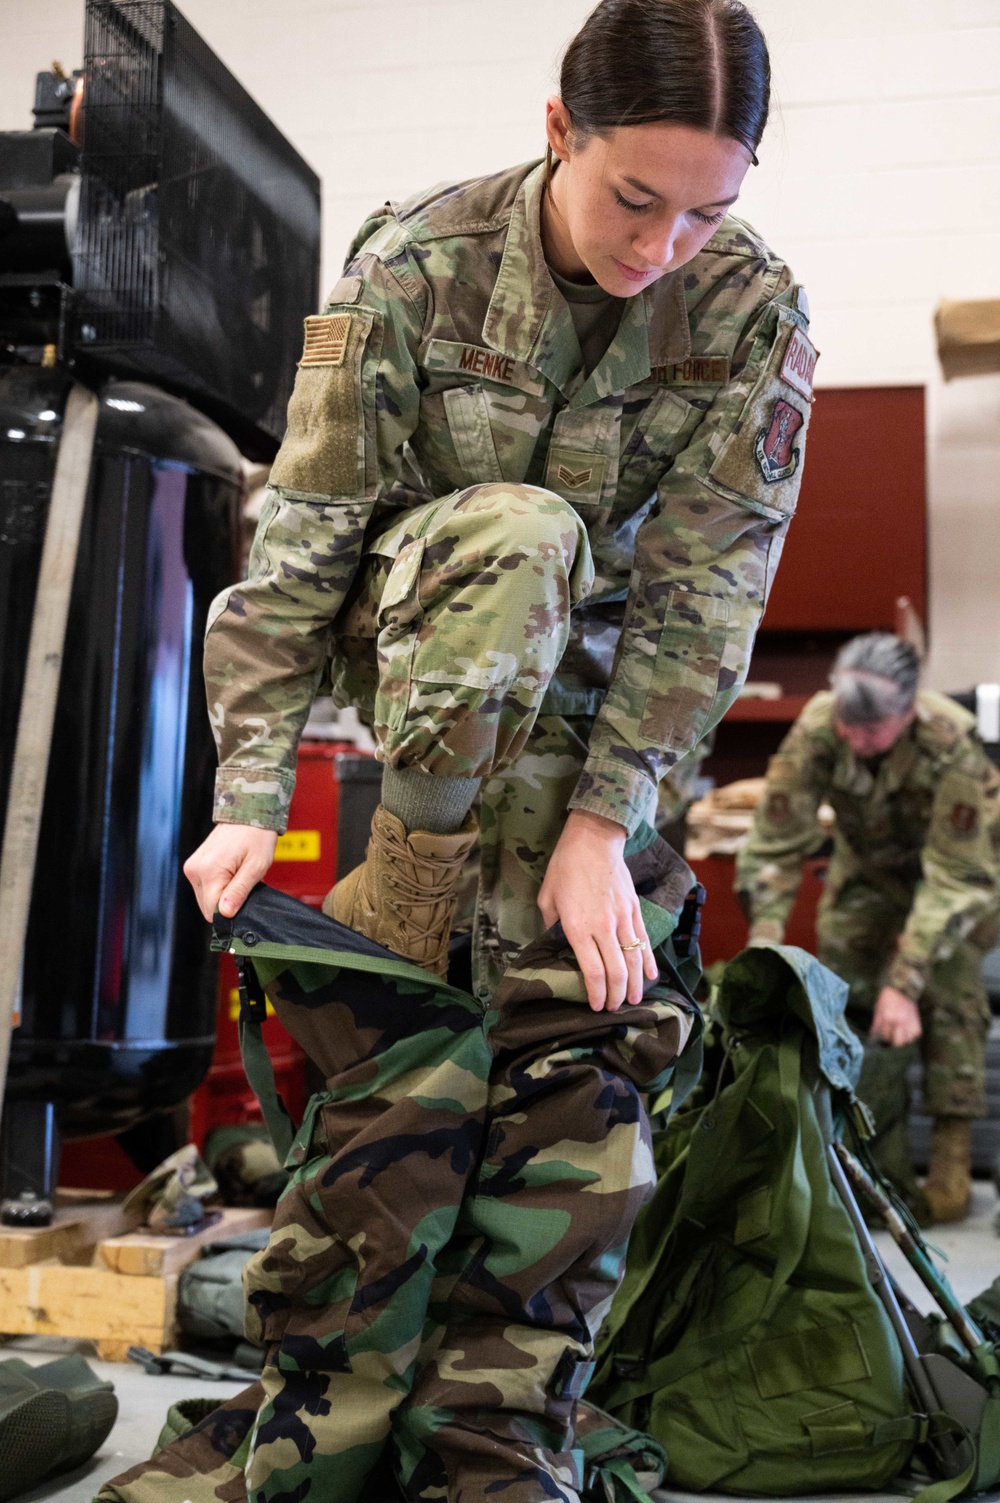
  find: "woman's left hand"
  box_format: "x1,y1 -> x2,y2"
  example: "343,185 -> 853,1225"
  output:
869,985 -> 923,1047
538,808 -> 659,1011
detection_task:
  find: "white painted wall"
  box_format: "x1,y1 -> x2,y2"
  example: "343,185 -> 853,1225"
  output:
3,0 -> 999,687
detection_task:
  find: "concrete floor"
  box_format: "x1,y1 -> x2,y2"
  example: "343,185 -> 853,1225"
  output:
6,1182 -> 1000,1503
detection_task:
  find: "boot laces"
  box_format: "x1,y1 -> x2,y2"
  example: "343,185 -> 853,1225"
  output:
369,817 -> 469,954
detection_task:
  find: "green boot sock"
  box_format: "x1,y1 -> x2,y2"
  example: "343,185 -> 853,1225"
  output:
381,765 -> 480,835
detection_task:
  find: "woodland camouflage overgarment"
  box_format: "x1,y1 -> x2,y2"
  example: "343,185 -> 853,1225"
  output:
95,837 -> 694,1503
204,159 -> 814,993
736,690 -> 1000,1116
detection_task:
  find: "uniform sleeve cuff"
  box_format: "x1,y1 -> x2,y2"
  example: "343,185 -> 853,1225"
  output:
887,952 -> 929,1002
567,759 -> 657,836
213,768 -> 295,834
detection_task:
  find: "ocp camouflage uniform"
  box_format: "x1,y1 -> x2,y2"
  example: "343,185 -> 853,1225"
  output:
735,689 -> 1000,1118
204,157 -> 815,999
192,157 -> 810,1503
95,839 -> 693,1503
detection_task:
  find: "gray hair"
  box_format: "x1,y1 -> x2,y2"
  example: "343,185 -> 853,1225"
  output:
830,633 -> 920,725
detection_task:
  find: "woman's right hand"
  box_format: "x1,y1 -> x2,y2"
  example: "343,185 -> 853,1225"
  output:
183,823 -> 277,922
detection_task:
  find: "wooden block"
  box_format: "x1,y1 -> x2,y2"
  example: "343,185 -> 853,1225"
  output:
96,1338 -> 138,1363
0,1193 -> 131,1269
97,1206 -> 271,1277
0,1264 -> 177,1353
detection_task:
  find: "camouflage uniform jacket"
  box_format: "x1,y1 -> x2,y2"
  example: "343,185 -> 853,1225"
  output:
206,159 -> 815,834
735,690 -> 1000,999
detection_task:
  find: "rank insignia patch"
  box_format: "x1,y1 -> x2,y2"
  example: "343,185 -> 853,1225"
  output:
299,313 -> 351,368
755,399 -> 805,484
950,802 -> 978,835
780,326 -> 818,400
556,463 -> 594,490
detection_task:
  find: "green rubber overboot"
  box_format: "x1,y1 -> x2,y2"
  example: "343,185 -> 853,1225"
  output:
0,1354 -> 117,1498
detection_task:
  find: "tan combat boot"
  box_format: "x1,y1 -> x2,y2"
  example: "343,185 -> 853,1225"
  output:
923,1117 -> 973,1224
323,804 -> 477,977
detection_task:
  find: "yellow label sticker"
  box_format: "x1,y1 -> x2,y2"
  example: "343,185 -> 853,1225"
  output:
274,829 -> 321,862
228,988 -> 275,1022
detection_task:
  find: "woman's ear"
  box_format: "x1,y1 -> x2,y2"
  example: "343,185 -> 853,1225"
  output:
545,95 -> 573,162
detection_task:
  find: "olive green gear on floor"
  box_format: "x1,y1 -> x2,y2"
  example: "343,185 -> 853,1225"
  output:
0,1353 -> 117,1501
589,942 -> 1000,1500
325,803 -> 478,976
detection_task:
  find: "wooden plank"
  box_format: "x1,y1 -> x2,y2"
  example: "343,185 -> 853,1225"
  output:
0,1264 -> 177,1353
0,385 -> 100,1115
0,1194 -> 132,1269
97,1206 -> 271,1277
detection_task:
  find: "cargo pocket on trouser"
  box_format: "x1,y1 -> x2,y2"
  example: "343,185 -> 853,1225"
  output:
373,490 -> 590,782
246,1072 -> 490,1503
921,941 -> 992,1119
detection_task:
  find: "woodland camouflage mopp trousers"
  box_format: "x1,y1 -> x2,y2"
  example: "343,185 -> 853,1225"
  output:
96,837 -> 699,1503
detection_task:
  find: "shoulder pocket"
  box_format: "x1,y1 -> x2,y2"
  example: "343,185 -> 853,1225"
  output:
443,384 -> 504,483
705,305 -> 815,522
621,387 -> 705,497
270,306 -> 381,501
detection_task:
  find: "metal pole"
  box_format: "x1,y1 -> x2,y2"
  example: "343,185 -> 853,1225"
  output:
834,1142 -> 987,1357
0,383 -> 99,1123
827,1144 -> 966,1478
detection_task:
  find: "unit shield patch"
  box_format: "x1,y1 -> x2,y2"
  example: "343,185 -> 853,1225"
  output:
950,802 -> 978,836
755,399 -> 805,484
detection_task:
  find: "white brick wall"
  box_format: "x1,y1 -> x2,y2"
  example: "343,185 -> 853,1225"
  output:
3,0 -> 999,687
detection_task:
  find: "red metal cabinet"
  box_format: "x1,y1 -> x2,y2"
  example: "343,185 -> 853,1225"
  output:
691,854 -> 827,969
187,740 -> 366,1146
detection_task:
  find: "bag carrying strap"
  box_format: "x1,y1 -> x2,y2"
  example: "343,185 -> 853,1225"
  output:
128,1345 -> 259,1383
596,1458 -> 658,1503
909,1415 -> 978,1503
235,958 -> 296,1164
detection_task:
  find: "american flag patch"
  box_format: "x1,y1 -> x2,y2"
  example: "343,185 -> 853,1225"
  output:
299,313 -> 351,368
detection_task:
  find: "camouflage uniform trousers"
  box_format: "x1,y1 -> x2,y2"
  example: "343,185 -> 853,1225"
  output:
93,1379 -> 666,1503
241,839 -> 693,1503
329,479 -> 657,999
816,866 -> 1000,1119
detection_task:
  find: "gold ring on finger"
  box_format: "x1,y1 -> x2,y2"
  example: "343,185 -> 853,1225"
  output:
620,939 -> 646,951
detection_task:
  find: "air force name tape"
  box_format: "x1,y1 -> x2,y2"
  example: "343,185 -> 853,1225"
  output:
299,313 -> 351,368
651,355 -> 731,386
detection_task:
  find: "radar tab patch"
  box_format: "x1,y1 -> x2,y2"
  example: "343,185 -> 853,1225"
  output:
780,325 -> 818,400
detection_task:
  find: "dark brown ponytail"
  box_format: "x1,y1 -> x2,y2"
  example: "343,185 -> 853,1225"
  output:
558,0 -> 770,162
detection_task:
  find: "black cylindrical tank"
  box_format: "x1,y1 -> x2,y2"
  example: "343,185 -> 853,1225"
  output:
0,368 -> 240,1137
